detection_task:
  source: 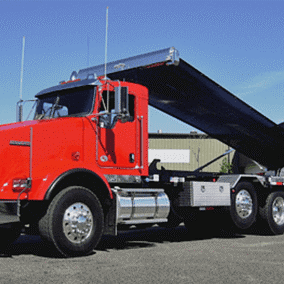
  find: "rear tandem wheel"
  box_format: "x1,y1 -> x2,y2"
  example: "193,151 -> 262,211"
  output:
259,191 -> 284,235
230,182 -> 258,230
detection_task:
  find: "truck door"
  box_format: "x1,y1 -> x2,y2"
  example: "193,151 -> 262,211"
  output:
96,88 -> 139,169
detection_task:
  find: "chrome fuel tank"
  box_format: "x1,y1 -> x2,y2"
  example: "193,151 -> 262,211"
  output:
113,187 -> 170,225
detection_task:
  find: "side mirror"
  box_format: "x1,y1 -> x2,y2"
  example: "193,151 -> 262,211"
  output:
115,86 -> 129,116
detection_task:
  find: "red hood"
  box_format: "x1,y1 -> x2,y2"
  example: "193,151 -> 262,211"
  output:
0,120 -> 38,132
0,117 -> 84,200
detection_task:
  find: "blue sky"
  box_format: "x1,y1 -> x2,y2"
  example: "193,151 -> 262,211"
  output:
1,0 -> 284,133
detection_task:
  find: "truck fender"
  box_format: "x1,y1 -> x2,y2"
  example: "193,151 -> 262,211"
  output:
44,168 -> 113,201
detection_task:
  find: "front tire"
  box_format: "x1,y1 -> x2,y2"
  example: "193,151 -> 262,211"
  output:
260,191 -> 284,235
230,182 -> 257,230
39,186 -> 104,257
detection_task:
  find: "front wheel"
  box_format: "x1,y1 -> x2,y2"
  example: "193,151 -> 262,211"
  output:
260,191 -> 284,235
230,182 -> 258,230
39,186 -> 104,257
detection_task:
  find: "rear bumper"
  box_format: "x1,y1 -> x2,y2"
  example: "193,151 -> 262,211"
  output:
0,201 -> 20,225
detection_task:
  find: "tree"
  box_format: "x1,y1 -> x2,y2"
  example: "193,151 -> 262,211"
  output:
219,157 -> 232,174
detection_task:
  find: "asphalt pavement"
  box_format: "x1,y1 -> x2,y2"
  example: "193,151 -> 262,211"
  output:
0,225 -> 284,284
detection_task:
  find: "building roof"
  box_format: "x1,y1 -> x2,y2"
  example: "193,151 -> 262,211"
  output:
149,132 -> 210,139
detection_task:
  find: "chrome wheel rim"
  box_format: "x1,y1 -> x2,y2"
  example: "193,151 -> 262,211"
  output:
63,202 -> 93,244
272,197 -> 284,225
235,190 -> 253,219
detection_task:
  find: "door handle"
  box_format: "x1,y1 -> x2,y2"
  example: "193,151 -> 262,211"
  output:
129,153 -> 135,163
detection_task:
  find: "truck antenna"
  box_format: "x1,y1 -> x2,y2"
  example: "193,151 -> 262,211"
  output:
87,35 -> 90,67
18,36 -> 25,122
104,6 -> 109,80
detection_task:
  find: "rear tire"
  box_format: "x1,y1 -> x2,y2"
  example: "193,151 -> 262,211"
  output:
230,182 -> 257,230
39,186 -> 104,257
259,191 -> 284,235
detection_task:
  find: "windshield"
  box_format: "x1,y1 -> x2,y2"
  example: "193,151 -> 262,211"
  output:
34,86 -> 95,120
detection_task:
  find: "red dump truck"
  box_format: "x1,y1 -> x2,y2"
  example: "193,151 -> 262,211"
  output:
1,47 -> 284,257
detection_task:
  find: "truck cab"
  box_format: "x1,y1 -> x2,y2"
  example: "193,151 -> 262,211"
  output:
33,78 -> 149,175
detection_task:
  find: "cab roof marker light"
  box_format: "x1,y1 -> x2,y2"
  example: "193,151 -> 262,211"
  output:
66,79 -> 81,84
59,78 -> 81,85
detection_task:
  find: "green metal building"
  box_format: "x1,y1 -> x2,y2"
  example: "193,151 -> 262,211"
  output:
149,132 -> 233,173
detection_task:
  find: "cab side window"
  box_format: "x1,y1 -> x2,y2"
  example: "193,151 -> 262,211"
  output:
128,95 -> 135,121
99,91 -> 135,128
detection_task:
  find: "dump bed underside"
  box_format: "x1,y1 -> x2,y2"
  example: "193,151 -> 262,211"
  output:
76,47 -> 284,170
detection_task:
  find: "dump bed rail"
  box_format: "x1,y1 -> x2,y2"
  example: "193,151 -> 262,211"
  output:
75,47 -> 284,170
